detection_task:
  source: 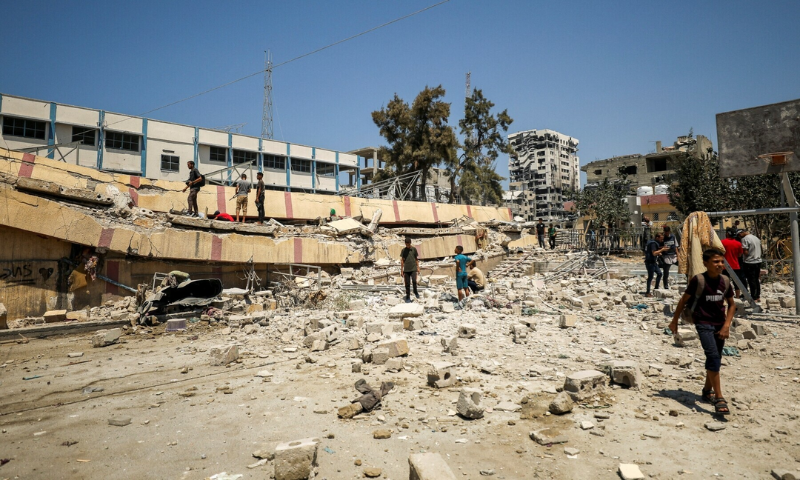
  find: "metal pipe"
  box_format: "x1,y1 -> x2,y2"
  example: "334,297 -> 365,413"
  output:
705,207 -> 800,217
780,173 -> 800,315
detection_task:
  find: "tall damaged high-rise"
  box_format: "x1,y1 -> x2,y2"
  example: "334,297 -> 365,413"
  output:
507,129 -> 579,222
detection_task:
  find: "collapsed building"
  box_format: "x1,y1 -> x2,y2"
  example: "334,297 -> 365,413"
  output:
0,148 -> 540,323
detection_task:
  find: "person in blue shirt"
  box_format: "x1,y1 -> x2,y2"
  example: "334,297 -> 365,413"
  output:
454,245 -> 471,301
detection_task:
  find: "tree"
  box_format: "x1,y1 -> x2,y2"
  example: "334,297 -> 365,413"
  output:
371,86 -> 457,199
457,162 -> 505,206
568,176 -> 631,229
446,89 -> 512,204
668,150 -> 734,217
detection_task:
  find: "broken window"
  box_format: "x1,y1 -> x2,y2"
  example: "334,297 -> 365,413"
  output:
71,126 -> 96,146
232,149 -> 257,165
649,158 -> 668,172
316,162 -> 336,177
264,155 -> 285,170
2,115 -> 46,140
105,131 -> 140,152
291,159 -> 312,173
594,169 -> 602,175
160,155 -> 179,172
209,146 -> 227,163
618,165 -> 637,175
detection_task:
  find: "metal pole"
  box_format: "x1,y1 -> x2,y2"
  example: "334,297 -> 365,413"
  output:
780,173 -> 800,315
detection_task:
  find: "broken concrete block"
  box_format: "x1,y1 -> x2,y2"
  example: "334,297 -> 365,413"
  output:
209,344 -> 239,366
530,429 -> 568,445
349,299 -> 366,310
559,315 -> 577,328
456,388 -> 484,419
338,402 -> 363,419
618,463 -> 645,480
65,310 -> 89,322
371,347 -> 391,365
441,336 -> 458,355
458,324 -> 477,339
779,296 -> 795,308
403,318 -> 424,331
563,370 -> 607,401
0,303 -> 6,330
246,303 -> 263,314
43,309 -> 67,323
408,452 -> 458,480
274,437 -> 320,480
674,328 -> 698,347
165,318 -> 187,332
440,302 -> 455,313
511,323 -> 528,344
772,468 -> 799,480
600,360 -> 641,389
319,324 -> 340,344
108,417 -> 132,427
385,358 -> 404,372
388,303 -> 424,319
742,330 -> 756,340
92,328 -> 121,348
548,391 -> 574,414
310,339 -> 327,352
752,324 -> 767,336
427,362 -> 456,389
376,339 -> 409,358
302,332 -> 323,348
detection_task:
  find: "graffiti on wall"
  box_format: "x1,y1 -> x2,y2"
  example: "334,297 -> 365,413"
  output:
0,263 -> 55,287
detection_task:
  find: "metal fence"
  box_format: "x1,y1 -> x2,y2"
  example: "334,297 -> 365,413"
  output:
556,227 -> 664,254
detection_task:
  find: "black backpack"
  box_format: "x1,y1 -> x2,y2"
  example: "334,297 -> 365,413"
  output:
681,274 -> 731,325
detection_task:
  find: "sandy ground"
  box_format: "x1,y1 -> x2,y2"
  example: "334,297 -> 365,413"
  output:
1,282 -> 799,480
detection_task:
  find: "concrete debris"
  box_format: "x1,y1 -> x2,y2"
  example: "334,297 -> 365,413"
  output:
427,362 -> 456,389
618,463 -> 645,480
548,391 -> 574,414
388,303 -> 425,319
563,370 -> 607,402
458,324 -> 477,339
92,328 -> 121,347
209,344 -> 239,366
408,453 -> 458,480
274,437 -> 319,480
0,303 -> 7,330
456,388 -> 484,419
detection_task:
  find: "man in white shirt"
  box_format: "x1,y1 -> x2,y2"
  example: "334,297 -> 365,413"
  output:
738,229 -> 762,302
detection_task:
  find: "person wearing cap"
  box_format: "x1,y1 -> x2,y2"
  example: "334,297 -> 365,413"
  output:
399,238 -> 420,302
720,228 -> 743,298
738,229 -> 762,302
211,211 -> 234,222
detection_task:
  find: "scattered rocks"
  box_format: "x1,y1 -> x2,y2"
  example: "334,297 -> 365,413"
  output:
274,437 -> 319,480
92,328 -> 121,348
457,388 -> 485,419
548,391 -> 574,415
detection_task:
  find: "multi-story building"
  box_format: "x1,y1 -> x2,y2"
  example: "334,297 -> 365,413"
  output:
0,93 -> 361,194
507,129 -> 579,222
581,135 -> 713,193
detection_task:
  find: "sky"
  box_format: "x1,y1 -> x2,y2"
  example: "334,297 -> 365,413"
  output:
2,0 -> 799,188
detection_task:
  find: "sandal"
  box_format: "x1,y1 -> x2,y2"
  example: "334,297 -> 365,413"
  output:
714,398 -> 730,415
701,389 -> 715,403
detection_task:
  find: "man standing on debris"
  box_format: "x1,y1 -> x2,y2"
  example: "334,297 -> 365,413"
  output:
182,160 -> 203,217
669,248 -> 735,415
739,229 -> 762,302
644,232 -> 667,297
536,219 -> 546,249
400,238 -> 420,303
548,223 -> 558,250
466,260 -> 485,293
721,228 -> 743,298
454,245 -> 471,301
234,173 -> 251,222
660,225 -> 679,289
255,172 -> 266,225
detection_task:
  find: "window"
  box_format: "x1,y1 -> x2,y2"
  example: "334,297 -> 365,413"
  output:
210,146 -> 227,163
161,155 -> 180,172
264,154 -> 285,170
232,149 -> 257,165
649,158 -> 668,172
619,165 -> 637,175
291,159 -> 312,173
106,131 -> 140,152
2,116 -> 46,140
72,126 -> 96,146
317,162 -> 336,177
594,169 -> 602,175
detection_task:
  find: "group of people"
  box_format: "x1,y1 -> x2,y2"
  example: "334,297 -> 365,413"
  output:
535,219 -> 558,250
643,225 -> 679,296
182,161 -> 267,224
400,240 -> 485,304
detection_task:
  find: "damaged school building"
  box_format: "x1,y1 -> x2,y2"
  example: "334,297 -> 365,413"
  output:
0,148 -> 539,323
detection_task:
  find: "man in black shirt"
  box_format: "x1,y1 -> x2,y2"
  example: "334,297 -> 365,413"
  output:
644,232 -> 666,296
400,238 -> 420,303
181,161 -> 203,216
255,172 -> 266,225
535,219 -> 546,249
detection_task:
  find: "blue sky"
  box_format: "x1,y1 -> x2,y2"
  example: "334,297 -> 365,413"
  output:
2,0 -> 799,187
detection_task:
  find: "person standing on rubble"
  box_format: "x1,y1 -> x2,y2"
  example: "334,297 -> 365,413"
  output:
255,172 -> 266,225
660,225 -> 679,289
669,248 -> 735,415
466,260 -> 486,293
548,223 -> 558,250
739,228 -> 762,302
234,173 -> 251,222
535,219 -> 546,249
400,238 -> 420,303
182,160 -> 203,217
720,228 -> 743,298
454,245 -> 471,302
644,232 -> 667,297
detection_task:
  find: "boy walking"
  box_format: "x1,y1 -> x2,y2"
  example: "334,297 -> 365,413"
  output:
235,173 -> 251,222
669,249 -> 735,415
454,245 -> 470,301
644,232 -> 666,296
548,224 -> 558,250
400,238 -> 420,303
255,172 -> 266,225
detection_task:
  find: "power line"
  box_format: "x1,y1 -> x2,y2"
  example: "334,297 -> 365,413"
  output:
129,0 -> 451,121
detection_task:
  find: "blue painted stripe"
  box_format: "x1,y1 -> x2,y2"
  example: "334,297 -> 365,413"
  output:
258,137 -> 263,172
312,147 -> 316,159
47,103 -> 57,158
193,127 -> 199,164
356,156 -> 362,189
311,160 -> 316,192
140,118 -> 148,177
227,133 -> 233,183
335,152 -> 339,192
285,143 -> 291,192
97,110 -> 105,169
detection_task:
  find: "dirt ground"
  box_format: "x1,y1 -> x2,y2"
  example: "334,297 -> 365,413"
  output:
1,285 -> 799,480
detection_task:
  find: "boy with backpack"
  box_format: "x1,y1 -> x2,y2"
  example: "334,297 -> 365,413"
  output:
669,248 -> 735,415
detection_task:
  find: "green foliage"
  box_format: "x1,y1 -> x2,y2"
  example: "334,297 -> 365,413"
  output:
371,86 -> 457,198
568,176 -> 631,228
445,88 -> 512,204
668,151 -> 734,216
